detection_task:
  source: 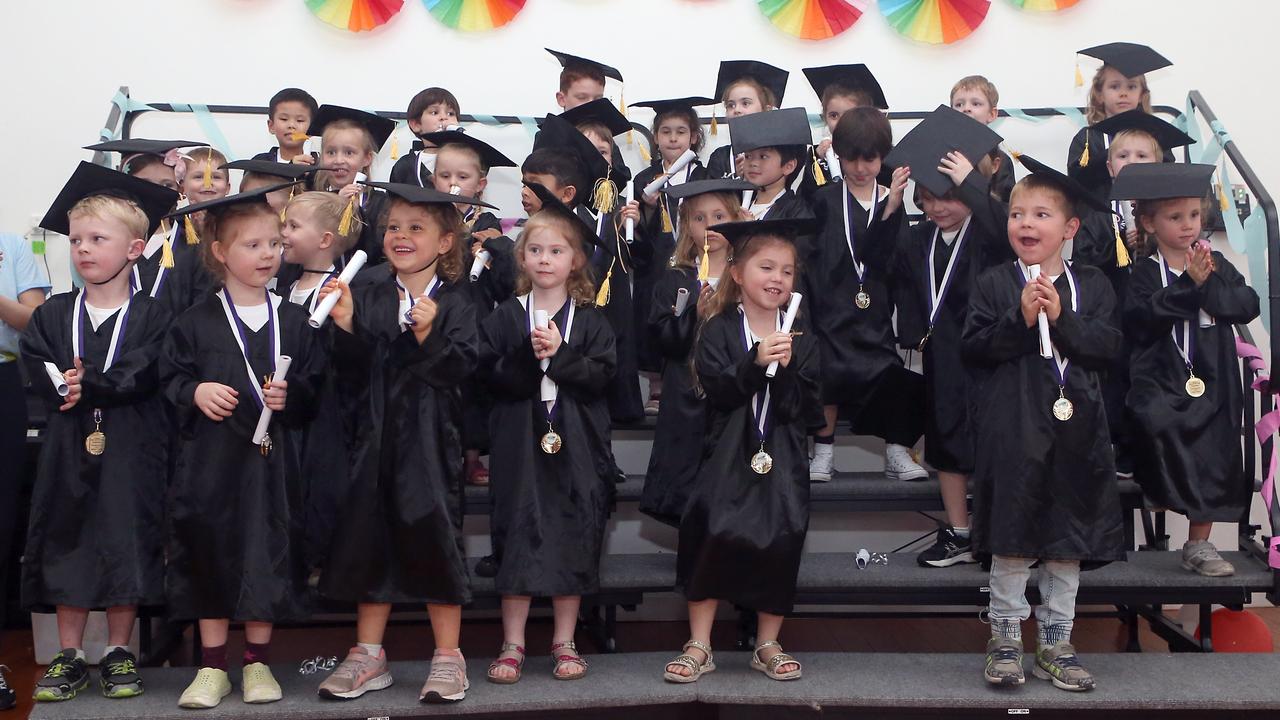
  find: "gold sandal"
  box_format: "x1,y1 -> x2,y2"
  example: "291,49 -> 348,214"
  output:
550,641 -> 588,681
663,640 -> 715,683
486,642 -> 525,685
750,641 -> 802,681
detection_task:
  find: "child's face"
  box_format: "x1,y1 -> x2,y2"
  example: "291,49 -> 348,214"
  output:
742,148 -> 794,190
280,204 -> 331,266
685,195 -> 737,253
823,94 -> 860,132
583,129 -> 613,164
215,214 -> 282,289
919,187 -> 972,232
655,117 -> 693,162
731,239 -> 795,311
322,128 -> 374,187
951,88 -> 997,125
1007,187 -> 1077,268
839,155 -> 882,189
410,102 -> 459,136
131,162 -> 179,192
67,212 -> 143,284
557,78 -> 605,111
1141,197 -> 1203,253
522,226 -> 581,291
181,161 -> 230,204
1099,67 -> 1143,117
1107,135 -> 1160,178
432,148 -> 488,209
383,202 -> 454,275
724,83 -> 766,118
268,101 -> 312,149
521,172 -> 570,216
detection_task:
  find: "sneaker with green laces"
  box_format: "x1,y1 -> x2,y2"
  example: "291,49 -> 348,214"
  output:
33,649 -> 89,702
983,636 -> 1025,686
100,648 -> 143,698
1032,642 -> 1095,691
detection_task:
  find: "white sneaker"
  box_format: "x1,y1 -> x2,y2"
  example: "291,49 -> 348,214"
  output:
885,444 -> 928,481
809,446 -> 834,482
178,668 -> 231,709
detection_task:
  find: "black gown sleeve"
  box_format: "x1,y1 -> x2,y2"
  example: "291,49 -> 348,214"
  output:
953,172 -> 1008,247
545,310 -> 617,396
648,268 -> 698,360
962,268 -> 1040,366
277,314 -> 327,429
760,329 -> 821,427
478,306 -> 543,399
1050,270 -> 1121,372
1201,254 -> 1260,324
77,302 -> 170,408
19,302 -> 73,407
696,316 -> 769,412
397,293 -> 479,389
160,312 -> 205,426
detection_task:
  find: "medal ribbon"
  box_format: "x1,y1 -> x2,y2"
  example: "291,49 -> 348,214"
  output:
1017,260 -> 1079,391
925,216 -> 973,334
216,289 -> 279,411
72,289 -> 132,372
739,305 -> 782,448
842,184 -> 881,285
522,294 -> 576,424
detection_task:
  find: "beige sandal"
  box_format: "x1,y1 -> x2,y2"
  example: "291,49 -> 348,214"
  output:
551,641 -> 588,681
750,641 -> 802,681
486,643 -> 525,685
663,640 -> 716,683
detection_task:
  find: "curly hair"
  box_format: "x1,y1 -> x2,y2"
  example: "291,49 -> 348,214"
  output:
512,212 -> 596,306
380,197 -> 466,283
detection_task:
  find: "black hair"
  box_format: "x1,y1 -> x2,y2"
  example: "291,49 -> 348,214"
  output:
269,88 -> 318,116
522,149 -> 587,206
832,106 -> 892,161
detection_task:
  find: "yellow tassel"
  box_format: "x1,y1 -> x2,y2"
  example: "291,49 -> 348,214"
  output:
160,236 -> 175,269
710,111 -> 718,137
660,198 -> 673,233
698,232 -> 710,283
184,215 -> 199,245
1077,131 -> 1090,168
201,148 -> 213,190
638,142 -> 651,164
1074,59 -> 1084,88
390,131 -> 400,161
338,195 -> 356,237
1114,224 -> 1130,268
595,259 -> 614,306
592,178 -> 618,213
620,91 -> 632,146
1218,184 -> 1231,212
811,149 -> 828,186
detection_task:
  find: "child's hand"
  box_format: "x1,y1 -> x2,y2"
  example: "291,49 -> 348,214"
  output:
291,155 -> 316,166
755,331 -> 793,368
696,283 -> 716,318
1021,282 -> 1043,328
619,200 -> 641,224
471,228 -> 502,243
532,321 -> 563,360
883,167 -> 911,218
817,138 -> 833,158
1036,275 -> 1063,323
1125,226 -> 1142,251
194,382 -> 239,422
1186,242 -> 1214,286
734,153 -> 747,175
60,357 -> 83,412
641,189 -> 659,207
338,183 -> 363,200
938,151 -> 974,187
409,297 -> 438,344
262,378 -> 287,412
319,279 -> 354,333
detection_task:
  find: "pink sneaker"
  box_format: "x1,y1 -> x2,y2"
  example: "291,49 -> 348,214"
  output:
317,646 -> 393,700
420,651 -> 468,703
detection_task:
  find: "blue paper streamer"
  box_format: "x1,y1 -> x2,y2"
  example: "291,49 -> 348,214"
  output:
1244,209 -> 1269,332
1052,106 -> 1087,128
169,102 -> 236,160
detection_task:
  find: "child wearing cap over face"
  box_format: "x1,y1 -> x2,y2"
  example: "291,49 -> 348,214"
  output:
950,75 -> 1015,202
964,155 -> 1125,692
21,163 -> 178,703
388,87 -> 462,187
1118,163 -> 1260,578
668,217 -> 822,684
253,88 -> 318,165
707,61 -> 789,180
310,105 -> 397,265
160,187 -> 326,710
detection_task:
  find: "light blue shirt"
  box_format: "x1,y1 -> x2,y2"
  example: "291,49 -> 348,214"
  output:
0,233 -> 51,360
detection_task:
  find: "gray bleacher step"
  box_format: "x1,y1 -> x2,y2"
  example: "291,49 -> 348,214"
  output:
28,651 -> 1280,719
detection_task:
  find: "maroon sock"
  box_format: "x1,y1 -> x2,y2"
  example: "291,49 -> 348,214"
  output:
243,641 -> 271,666
201,644 -> 228,671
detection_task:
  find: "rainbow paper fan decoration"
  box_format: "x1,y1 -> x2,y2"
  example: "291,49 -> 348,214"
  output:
306,0 -> 404,32
880,0 -> 991,44
422,0 -> 526,31
1009,0 -> 1079,10
757,0 -> 870,41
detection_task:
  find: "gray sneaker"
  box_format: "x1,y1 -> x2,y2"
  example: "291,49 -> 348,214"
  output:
1032,642 -> 1095,692
983,636 -> 1024,686
318,646 -> 393,700
1182,540 -> 1235,577
420,652 -> 468,703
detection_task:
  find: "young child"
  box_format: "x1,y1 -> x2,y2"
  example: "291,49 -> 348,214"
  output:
707,60 -> 789,180
965,155 -> 1125,691
314,183 -> 493,703
308,105 -> 397,264
252,87 -> 318,164
155,148 -> 233,316
639,177 -> 753,525
950,75 -> 1015,202
886,106 -> 1006,568
731,107 -> 814,221
802,64 -> 888,194
807,107 -> 926,483
479,183 -> 616,684
667,217 -> 822,684
548,48 -> 620,111
388,87 -> 461,187
1067,43 -> 1173,200
160,186 -> 325,709
1117,163 -> 1260,577
21,163 -> 178,702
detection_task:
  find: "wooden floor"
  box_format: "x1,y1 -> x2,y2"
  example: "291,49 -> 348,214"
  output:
2,609 -> 1277,717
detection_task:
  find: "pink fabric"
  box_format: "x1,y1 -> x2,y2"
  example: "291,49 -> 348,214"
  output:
1236,337 -> 1280,569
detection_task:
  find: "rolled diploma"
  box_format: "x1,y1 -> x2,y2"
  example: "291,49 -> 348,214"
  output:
624,183 -> 635,242
766,292 -> 802,378
826,147 -> 841,178
308,250 -> 368,328
644,150 -> 697,198
252,355 -> 292,446
674,287 -> 690,317
44,362 -> 69,397
535,310 -> 555,401
469,250 -> 491,281
1029,264 -> 1053,359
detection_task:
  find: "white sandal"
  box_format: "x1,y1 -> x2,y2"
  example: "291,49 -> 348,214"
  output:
663,640 -> 715,683
750,641 -> 802,681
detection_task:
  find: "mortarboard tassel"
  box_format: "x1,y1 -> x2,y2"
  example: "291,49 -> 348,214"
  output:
281,186 -> 296,223
595,258 -> 614,306
593,178 -> 619,213
338,195 -> 357,237
390,131 -> 400,161
638,141 -> 651,164
1114,223 -> 1131,268
1077,132 -> 1090,168
1074,57 -> 1084,88
620,90 -> 633,146
1218,183 -> 1232,213
202,148 -> 214,190
159,220 -> 175,269
710,109 -> 718,137
811,148 -> 828,187
184,215 -> 200,245
660,197 -> 673,233
698,231 -> 710,283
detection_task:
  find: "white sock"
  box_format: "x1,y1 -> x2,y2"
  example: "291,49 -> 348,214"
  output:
357,642 -> 383,657
813,442 -> 834,459
953,526 -> 971,539
71,648 -> 87,661
103,645 -> 129,657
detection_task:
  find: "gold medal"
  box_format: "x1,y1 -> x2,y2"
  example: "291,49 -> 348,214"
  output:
84,409 -> 105,455
1185,374 -> 1206,398
855,289 -> 871,309
260,434 -> 272,457
917,329 -> 931,353
540,429 -> 562,455
750,445 -> 773,475
1052,394 -> 1074,422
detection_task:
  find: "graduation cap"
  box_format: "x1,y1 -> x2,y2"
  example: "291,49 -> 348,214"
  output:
883,105 -> 1003,197
1077,42 -> 1172,79
221,159 -> 320,182
165,181 -> 302,245
522,180 -> 602,255
802,64 -> 888,110
1091,109 -> 1193,151
532,113 -> 613,210
40,161 -> 181,237
715,60 -> 789,106
546,48 -> 624,83
727,107 -> 813,154
85,138 -> 209,158
630,97 -> 717,116
559,98 -> 633,138
360,180 -> 498,211
306,105 -> 397,150
418,130 -> 516,171
664,177 -> 756,201
1109,162 -> 1216,202
1012,153 -> 1110,214
708,217 -> 820,252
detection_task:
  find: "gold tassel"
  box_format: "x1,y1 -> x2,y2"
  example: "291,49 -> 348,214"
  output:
811,149 -> 828,186
660,198 -> 673,233
184,215 -> 200,245
710,110 -> 718,136
1114,223 -> 1131,268
1077,131 -> 1090,168
201,148 -> 213,190
390,131 -> 400,160
1218,183 -> 1231,212
1074,58 -> 1084,88
638,142 -> 651,164
620,90 -> 632,146
697,232 -> 710,283
338,195 -> 356,237
592,178 -> 618,213
595,258 -> 614,306
281,185 -> 296,222
160,236 -> 175,269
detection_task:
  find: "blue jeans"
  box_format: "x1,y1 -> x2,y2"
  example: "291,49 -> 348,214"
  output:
987,555 -> 1080,645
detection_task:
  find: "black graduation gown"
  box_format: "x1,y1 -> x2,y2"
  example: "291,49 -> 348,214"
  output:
155,225 -> 216,318
19,293 -> 170,611
1066,126 -> 1176,202
479,298 -> 617,597
991,148 -> 1015,203
132,224 -> 183,300
640,266 -> 706,526
354,188 -> 389,266
251,148 -> 319,164
319,275 -> 476,605
964,262 -> 1126,564
160,293 -> 325,621
677,308 -> 822,615
892,178 -> 1013,472
707,145 -> 734,179
388,147 -> 432,187
1073,205 -> 1134,446
581,206 -> 646,423
460,211 -> 513,451
1124,253 -> 1259,521
750,188 -> 812,222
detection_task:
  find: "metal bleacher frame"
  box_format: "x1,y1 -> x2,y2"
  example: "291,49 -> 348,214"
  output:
68,88 -> 1280,661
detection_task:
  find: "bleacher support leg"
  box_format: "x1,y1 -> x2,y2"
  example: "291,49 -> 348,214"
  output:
1198,604 -> 1213,652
